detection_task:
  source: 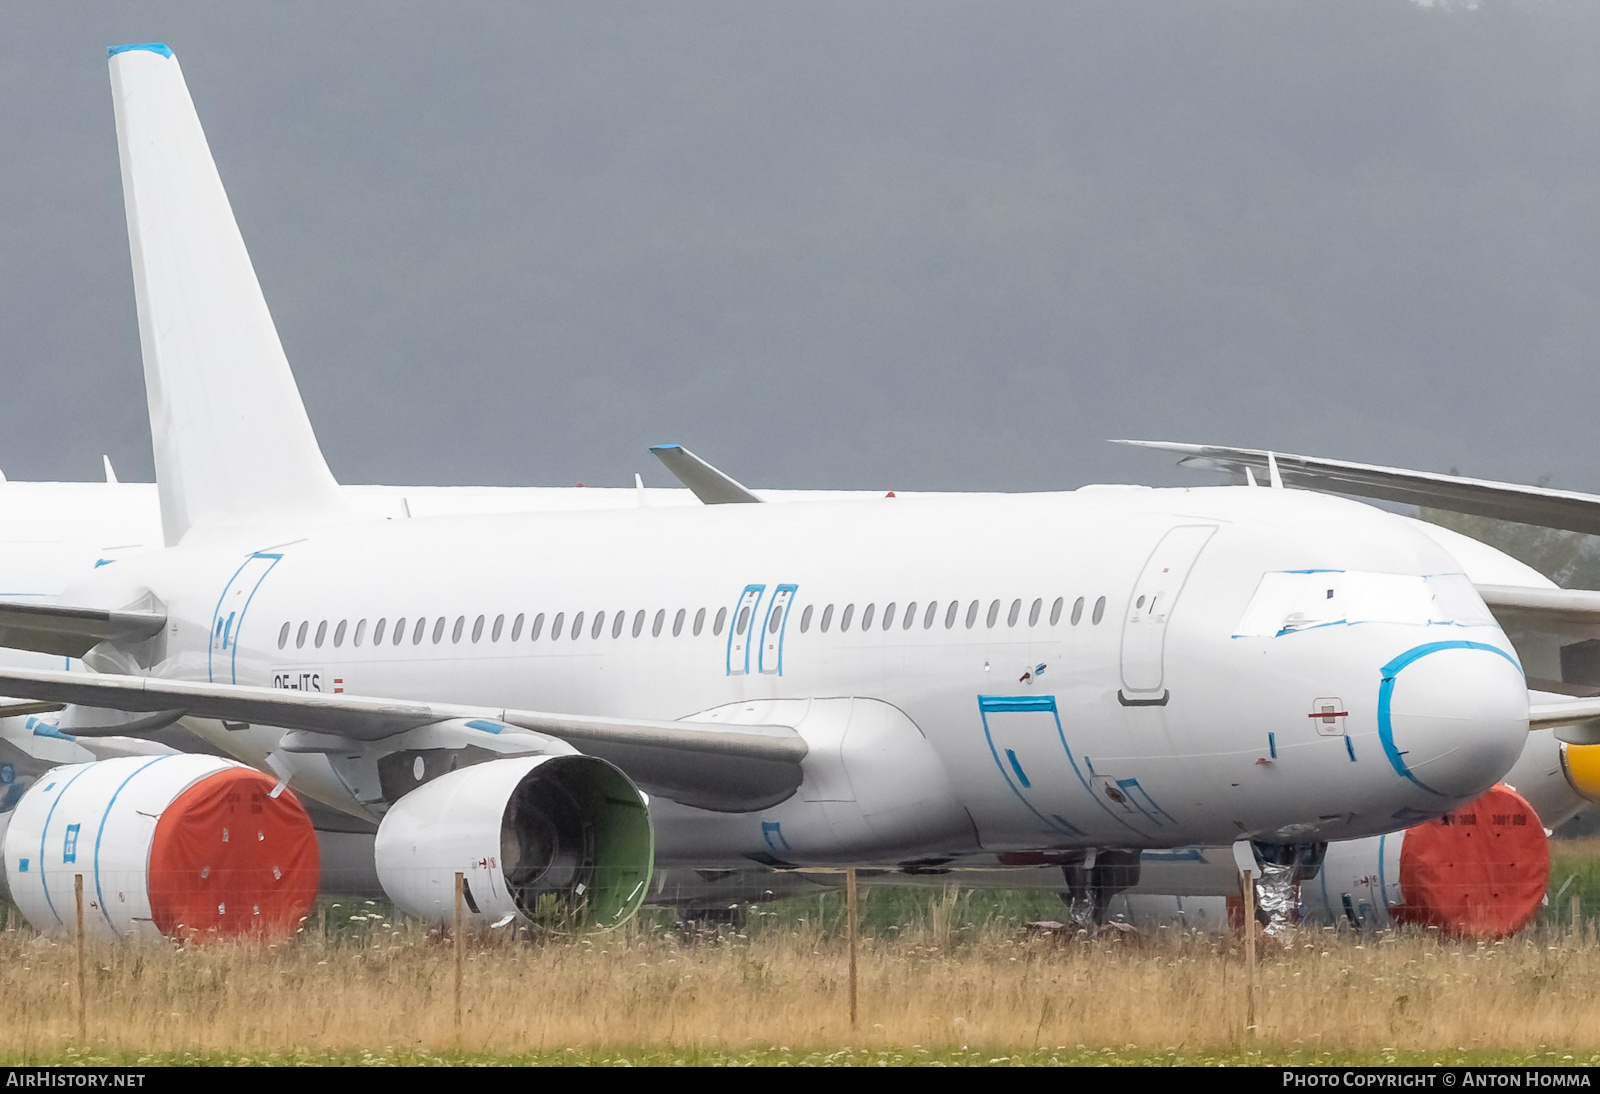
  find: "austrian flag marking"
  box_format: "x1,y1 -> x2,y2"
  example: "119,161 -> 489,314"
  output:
333,678 -> 344,694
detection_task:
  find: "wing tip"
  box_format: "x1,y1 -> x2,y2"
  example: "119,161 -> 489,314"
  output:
108,43 -> 174,61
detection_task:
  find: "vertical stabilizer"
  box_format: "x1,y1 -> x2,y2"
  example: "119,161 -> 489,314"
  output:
109,44 -> 350,545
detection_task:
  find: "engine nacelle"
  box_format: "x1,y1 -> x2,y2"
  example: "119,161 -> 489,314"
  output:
1300,784 -> 1549,939
374,754 -> 653,930
3,755 -> 319,939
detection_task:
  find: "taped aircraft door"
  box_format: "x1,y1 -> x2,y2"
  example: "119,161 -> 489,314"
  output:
725,585 -> 765,676
1119,525 -> 1216,704
208,551 -> 283,684
759,584 -> 797,675
979,695 -> 1082,837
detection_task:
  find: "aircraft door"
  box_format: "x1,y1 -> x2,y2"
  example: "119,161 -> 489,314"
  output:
979,695 -> 1084,837
1119,525 -> 1216,704
208,551 -> 283,684
725,585 -> 765,676
759,584 -> 797,675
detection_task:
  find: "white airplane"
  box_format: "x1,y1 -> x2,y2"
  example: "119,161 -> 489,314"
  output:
0,45 -> 1573,938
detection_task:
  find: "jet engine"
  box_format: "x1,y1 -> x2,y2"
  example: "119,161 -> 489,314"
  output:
374,754 -> 653,930
3,754 -> 319,939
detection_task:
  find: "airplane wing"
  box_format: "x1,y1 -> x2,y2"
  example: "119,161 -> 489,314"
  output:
0,666 -> 806,812
0,600 -> 166,658
1113,440 -> 1600,536
649,444 -> 763,504
1477,585 -> 1600,623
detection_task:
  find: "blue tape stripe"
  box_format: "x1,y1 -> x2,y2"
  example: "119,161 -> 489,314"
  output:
93,757 -> 173,931
108,43 -> 173,59
1375,640 -> 1520,796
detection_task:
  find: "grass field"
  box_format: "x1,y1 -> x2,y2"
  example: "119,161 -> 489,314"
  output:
5,843 -> 1600,1066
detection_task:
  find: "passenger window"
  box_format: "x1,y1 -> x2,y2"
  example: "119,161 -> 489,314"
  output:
529,612 -> 544,641
314,621 -> 327,648
492,614 -> 504,642
391,617 -> 405,645
413,617 -> 427,644
590,611 -> 605,640
612,611 -> 625,639
653,609 -> 666,637
1071,597 -> 1084,625
861,603 -> 876,630
334,620 -> 347,647
945,601 -> 958,629
840,604 -> 855,631
821,604 -> 834,632
736,607 -> 751,635
966,600 -> 979,628
511,613 -> 524,641
1092,596 -> 1106,624
1007,599 -> 1022,627
434,617 -> 448,644
1049,597 -> 1063,626
800,605 -> 814,633
1028,598 -> 1042,626
633,610 -> 645,638
904,601 -> 918,630
549,612 -> 564,641
278,622 -> 290,650
986,600 -> 1000,628
472,615 -> 485,643
881,602 -> 895,630
296,622 -> 308,649
767,606 -> 782,634
714,607 -> 727,636
694,608 -> 706,636
353,619 -> 366,647
452,616 -> 465,643
923,601 -> 937,629
674,609 -> 686,637
373,618 -> 385,645
571,611 -> 585,640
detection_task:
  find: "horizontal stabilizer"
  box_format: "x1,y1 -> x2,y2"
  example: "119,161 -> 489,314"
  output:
0,667 -> 806,812
0,601 -> 166,658
1115,440 -> 1600,536
650,445 -> 763,504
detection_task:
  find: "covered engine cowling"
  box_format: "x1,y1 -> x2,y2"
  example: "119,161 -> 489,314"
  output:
3,755 -> 319,939
1301,784 -> 1549,939
374,754 -> 653,930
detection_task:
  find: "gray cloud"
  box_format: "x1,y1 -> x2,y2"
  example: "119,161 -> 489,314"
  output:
2,2 -> 1598,494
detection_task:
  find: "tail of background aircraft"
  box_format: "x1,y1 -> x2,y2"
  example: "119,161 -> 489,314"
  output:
109,43 -> 350,546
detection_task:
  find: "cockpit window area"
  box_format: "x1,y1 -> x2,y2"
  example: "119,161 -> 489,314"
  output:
1233,571 -> 1496,638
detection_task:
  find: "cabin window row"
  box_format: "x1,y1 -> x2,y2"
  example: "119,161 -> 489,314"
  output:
274,594 -> 1109,652
793,595 -> 1107,634
276,607 -> 731,651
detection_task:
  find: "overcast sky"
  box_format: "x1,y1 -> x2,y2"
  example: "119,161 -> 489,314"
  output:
1,2 -> 1597,493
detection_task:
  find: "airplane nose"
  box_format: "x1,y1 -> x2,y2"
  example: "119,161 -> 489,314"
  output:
1378,641 -> 1528,801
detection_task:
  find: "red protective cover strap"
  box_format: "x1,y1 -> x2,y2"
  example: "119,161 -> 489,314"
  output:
147,767 -> 319,938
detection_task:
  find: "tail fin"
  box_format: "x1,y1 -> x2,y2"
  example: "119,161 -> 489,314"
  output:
109,44 -> 350,545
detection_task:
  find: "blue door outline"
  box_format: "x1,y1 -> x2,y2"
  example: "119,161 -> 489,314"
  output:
725,585 -> 766,676
758,584 -> 798,675
209,551 -> 283,684
977,694 -> 1153,838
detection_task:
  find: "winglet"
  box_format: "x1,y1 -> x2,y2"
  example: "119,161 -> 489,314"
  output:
108,43 -> 174,60
649,445 -> 762,504
109,44 -> 350,545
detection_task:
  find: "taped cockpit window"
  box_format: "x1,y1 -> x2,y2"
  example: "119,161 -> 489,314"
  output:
1234,571 -> 1496,638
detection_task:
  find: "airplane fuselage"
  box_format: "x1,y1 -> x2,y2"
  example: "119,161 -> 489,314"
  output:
62,483 -> 1530,867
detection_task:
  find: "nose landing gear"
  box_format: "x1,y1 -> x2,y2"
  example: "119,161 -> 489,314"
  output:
1059,848 -> 1143,928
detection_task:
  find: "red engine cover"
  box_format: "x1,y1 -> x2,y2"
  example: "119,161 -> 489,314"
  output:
1392,784 -> 1549,939
147,766 -> 320,938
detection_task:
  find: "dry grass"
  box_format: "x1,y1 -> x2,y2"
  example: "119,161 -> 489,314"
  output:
6,909 -> 1600,1062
